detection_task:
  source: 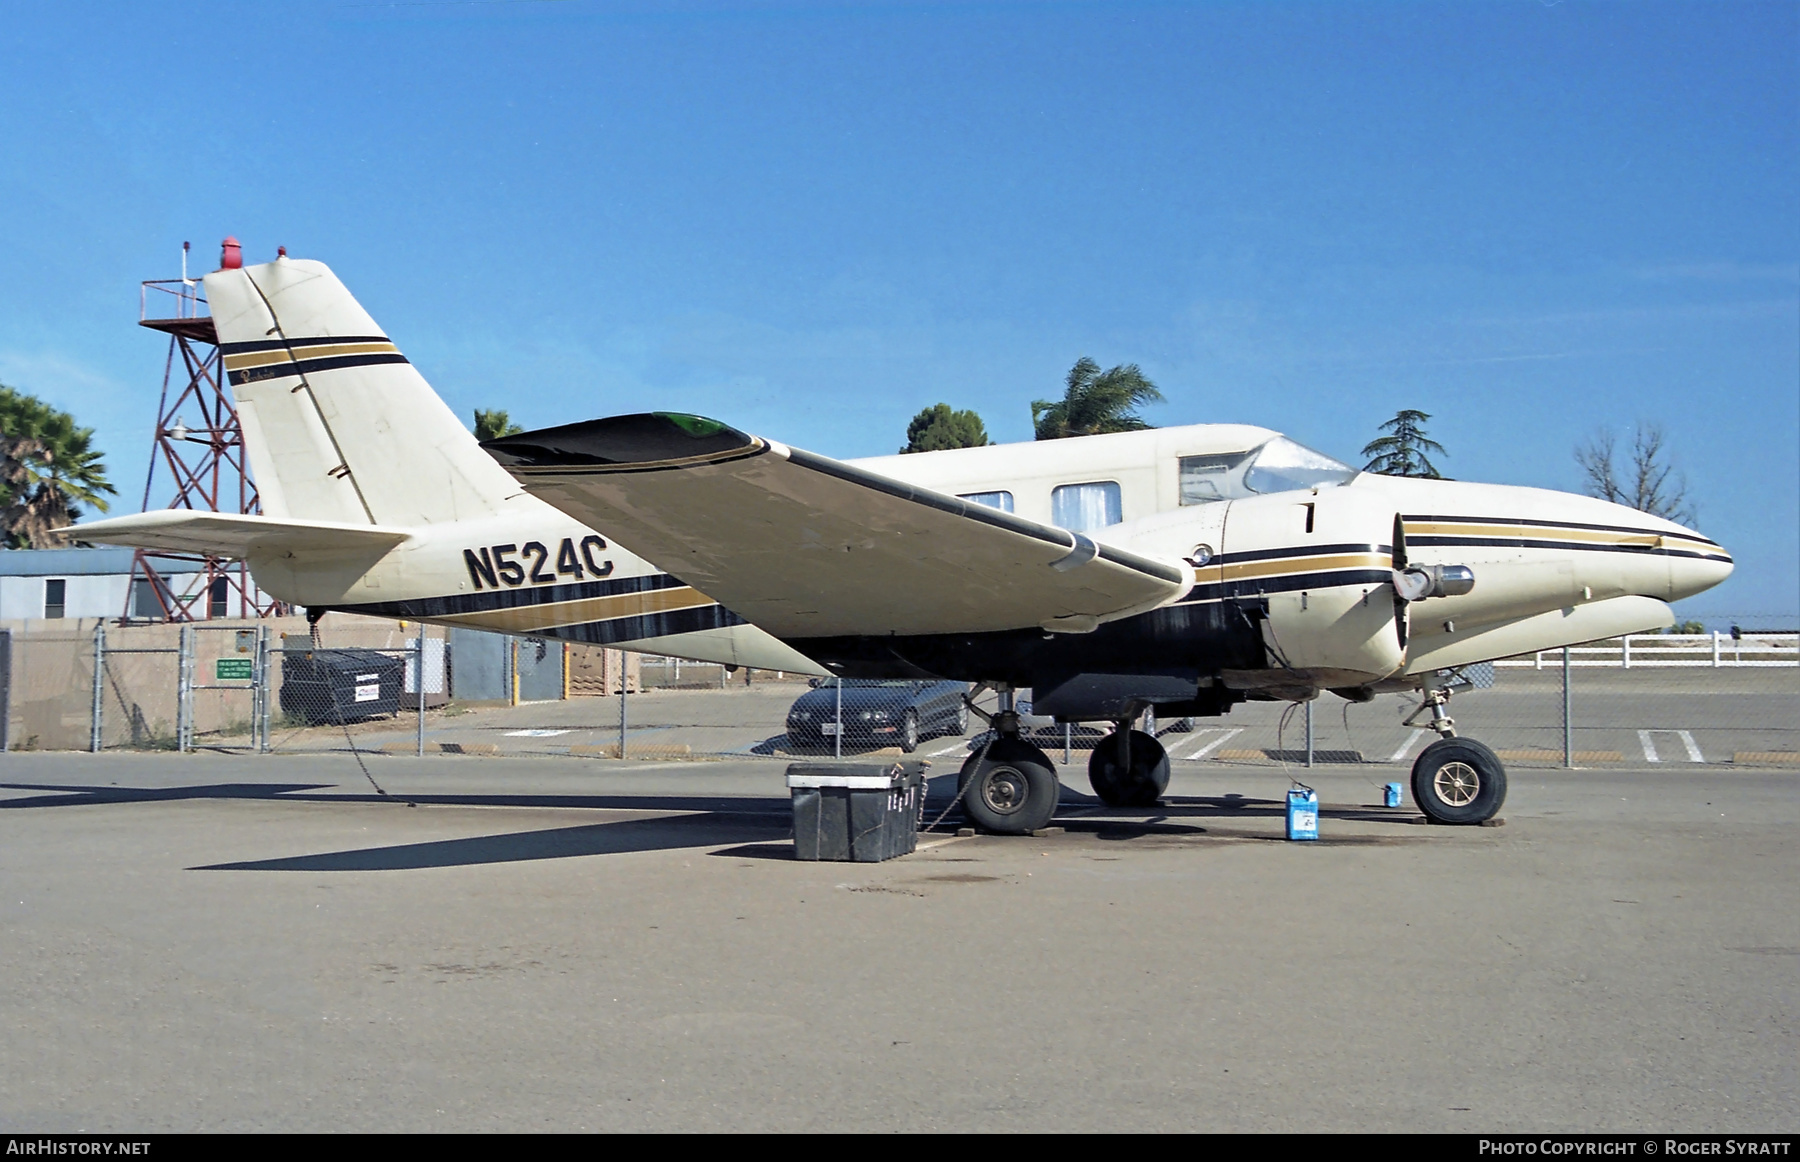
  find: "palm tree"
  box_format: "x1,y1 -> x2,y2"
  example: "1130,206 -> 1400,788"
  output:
1031,357 -> 1165,440
0,385 -> 115,548
1361,409 -> 1447,478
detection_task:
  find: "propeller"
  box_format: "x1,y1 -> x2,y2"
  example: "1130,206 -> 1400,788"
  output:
1392,514 -> 1410,651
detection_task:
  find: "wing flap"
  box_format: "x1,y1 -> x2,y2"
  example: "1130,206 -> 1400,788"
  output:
486,413 -> 1187,639
67,511 -> 410,558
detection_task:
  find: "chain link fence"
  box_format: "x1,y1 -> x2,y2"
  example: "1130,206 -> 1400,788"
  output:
4,618 -> 1794,772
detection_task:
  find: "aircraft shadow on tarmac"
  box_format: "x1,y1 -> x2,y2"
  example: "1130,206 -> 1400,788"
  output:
193,813 -> 794,872
1,777 -> 1425,872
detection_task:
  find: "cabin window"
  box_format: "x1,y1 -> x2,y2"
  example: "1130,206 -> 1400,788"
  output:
1051,481 -> 1122,531
1179,452 -> 1254,504
44,578 -> 66,619
958,490 -> 1015,513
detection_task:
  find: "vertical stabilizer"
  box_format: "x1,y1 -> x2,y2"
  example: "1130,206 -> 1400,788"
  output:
203,258 -> 526,526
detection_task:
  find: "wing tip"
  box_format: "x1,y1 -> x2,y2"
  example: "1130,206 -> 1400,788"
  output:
484,412 -> 761,473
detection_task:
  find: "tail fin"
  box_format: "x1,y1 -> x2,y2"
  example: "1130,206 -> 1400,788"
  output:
204,257 -> 524,527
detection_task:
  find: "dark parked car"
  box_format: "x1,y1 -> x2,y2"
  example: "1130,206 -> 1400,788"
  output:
785,678 -> 969,753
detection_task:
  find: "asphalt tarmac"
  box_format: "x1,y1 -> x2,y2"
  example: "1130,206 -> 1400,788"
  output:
1,750 -> 1794,1132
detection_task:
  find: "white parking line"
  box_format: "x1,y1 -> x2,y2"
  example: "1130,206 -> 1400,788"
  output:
1639,729 -> 1705,763
924,742 -> 967,758
1181,727 -> 1242,760
1387,729 -> 1427,763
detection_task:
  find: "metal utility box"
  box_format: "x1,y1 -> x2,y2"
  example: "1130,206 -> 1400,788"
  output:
279,648 -> 405,725
787,762 -> 927,863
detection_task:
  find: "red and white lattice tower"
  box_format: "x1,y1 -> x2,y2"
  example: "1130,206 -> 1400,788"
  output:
123,238 -> 287,622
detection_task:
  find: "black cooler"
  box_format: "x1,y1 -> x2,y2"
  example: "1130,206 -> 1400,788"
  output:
787,761 -> 928,862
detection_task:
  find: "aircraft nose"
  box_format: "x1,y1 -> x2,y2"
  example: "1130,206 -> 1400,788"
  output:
1668,534 -> 1733,601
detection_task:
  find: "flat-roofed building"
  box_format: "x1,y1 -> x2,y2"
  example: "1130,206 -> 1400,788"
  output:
0,547 -> 207,622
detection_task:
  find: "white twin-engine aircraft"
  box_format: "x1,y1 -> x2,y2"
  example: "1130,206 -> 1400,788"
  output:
77,256 -> 1733,834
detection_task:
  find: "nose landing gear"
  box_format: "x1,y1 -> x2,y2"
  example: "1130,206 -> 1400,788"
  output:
1404,686 -> 1507,825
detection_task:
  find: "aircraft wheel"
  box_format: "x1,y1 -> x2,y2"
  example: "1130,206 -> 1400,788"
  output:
1088,729 -> 1170,807
958,739 -> 1059,835
899,711 -> 919,753
1411,737 -> 1507,825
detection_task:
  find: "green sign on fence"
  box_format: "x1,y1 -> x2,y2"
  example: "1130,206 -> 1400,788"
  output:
215,657 -> 254,681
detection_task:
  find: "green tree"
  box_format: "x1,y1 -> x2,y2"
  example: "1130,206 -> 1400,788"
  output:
473,408 -> 525,442
900,403 -> 991,453
1031,357 -> 1165,440
1361,409 -> 1447,478
0,385 -> 115,549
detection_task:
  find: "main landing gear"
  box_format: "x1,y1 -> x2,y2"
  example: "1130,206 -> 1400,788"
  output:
957,689 -> 1060,835
1404,686 -> 1507,825
1088,723 -> 1170,808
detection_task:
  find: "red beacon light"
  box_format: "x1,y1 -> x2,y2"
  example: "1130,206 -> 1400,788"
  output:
219,236 -> 242,270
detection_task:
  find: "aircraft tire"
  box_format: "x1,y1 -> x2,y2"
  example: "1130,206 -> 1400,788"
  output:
958,739 -> 1059,835
1088,729 -> 1170,808
1411,737 -> 1507,825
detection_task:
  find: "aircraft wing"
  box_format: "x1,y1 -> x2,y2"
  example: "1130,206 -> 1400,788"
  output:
66,511 -> 410,558
484,413 -> 1189,639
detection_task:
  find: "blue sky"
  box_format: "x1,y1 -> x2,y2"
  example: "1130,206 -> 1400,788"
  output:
2,1 -> 1795,621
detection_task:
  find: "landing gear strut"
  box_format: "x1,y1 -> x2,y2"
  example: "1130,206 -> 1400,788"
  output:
1403,685 -> 1507,825
957,688 -> 1060,835
1088,716 -> 1170,808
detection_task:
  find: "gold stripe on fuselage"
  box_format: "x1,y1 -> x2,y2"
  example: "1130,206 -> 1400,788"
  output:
432,584 -> 718,635
221,341 -> 401,372
1408,519 -> 1724,557
1215,551 -> 1390,585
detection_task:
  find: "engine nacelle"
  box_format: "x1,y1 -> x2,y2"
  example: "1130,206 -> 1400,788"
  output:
1222,488 -> 1408,687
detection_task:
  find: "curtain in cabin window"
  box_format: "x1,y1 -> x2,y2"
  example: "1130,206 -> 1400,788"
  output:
1050,482 -> 1121,531
957,491 -> 1015,512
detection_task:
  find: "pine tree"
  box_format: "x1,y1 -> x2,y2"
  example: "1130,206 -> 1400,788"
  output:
900,403 -> 990,453
1361,409 -> 1447,478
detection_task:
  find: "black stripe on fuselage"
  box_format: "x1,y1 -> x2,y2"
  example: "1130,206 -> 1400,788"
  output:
1403,512 -> 1722,548
335,571 -> 706,620
1181,567 -> 1396,605
333,602 -> 746,647
1216,542 -> 1388,566
228,351 -> 411,386
1410,535 -> 1731,561
522,604 -> 748,646
219,335 -> 393,355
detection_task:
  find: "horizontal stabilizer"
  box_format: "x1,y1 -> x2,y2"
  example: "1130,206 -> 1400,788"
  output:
485,413 -> 1189,639
67,511 -> 410,558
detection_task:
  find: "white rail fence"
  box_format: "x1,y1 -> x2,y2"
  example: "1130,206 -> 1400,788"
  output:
1498,633 -> 1798,670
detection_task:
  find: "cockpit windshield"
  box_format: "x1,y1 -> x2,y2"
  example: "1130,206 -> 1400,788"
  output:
1178,437 -> 1356,504
1243,437 -> 1358,494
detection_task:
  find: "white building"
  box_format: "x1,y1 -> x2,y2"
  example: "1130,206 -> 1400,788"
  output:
0,547 -> 209,621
